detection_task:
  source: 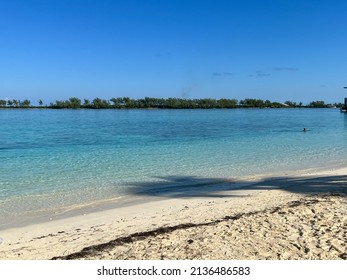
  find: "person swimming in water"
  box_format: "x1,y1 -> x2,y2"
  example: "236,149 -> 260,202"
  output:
303,128 -> 307,132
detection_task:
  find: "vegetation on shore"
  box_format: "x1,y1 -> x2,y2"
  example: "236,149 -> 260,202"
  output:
0,97 -> 341,109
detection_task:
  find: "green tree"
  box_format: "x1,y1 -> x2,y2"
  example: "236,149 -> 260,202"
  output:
12,99 -> 19,107
284,100 -> 297,107
68,97 -> 81,109
92,98 -> 109,109
264,100 -> 272,107
240,98 -> 265,108
110,97 -> 123,108
21,99 -> 31,108
309,100 -> 326,108
83,99 -> 91,108
217,98 -> 238,108
51,100 -> 67,109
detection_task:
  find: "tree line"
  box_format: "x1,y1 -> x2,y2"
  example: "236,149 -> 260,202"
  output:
0,97 -> 342,109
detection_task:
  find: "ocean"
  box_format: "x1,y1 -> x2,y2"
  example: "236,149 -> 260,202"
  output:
1,108 -> 346,227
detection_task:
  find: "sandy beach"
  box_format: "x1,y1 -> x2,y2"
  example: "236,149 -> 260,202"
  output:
0,167 -> 346,260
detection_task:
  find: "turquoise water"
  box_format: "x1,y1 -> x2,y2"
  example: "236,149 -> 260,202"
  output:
1,108 -> 347,225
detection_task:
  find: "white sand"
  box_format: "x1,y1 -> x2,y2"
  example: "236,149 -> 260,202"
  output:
0,167 -> 346,260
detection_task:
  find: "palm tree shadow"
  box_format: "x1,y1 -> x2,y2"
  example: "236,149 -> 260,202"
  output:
125,174 -> 347,199
125,176 -> 243,198
255,175 -> 347,194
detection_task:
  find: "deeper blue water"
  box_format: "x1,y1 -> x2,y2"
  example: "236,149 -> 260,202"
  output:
1,108 -> 347,225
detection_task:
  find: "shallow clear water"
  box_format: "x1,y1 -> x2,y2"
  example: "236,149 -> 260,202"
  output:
1,108 -> 347,224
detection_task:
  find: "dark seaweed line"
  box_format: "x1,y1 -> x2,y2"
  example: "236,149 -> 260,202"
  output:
51,194 -> 341,260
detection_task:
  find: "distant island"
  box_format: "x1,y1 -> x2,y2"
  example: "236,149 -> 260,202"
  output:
0,97 -> 341,109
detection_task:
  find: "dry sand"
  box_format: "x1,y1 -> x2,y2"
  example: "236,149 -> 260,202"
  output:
0,167 -> 346,260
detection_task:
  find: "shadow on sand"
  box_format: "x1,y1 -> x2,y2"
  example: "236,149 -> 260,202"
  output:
124,174 -> 347,199
53,173 -> 347,260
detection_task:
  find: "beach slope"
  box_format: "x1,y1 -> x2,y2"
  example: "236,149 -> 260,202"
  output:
0,168 -> 346,260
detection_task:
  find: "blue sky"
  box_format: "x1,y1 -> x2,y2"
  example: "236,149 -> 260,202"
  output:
0,0 -> 346,104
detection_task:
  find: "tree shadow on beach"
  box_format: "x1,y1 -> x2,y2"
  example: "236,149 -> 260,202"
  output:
125,176 -> 244,198
125,174 -> 347,199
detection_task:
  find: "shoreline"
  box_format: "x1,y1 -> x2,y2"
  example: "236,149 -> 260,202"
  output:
0,165 -> 346,260
2,159 -> 346,231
